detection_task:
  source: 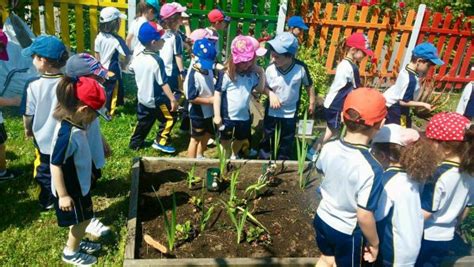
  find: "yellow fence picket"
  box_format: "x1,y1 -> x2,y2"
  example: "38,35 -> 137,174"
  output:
31,0 -> 41,35
326,4 -> 345,71
89,6 -> 98,53
44,0 -> 55,35
59,3 -> 70,47
75,4 -> 85,52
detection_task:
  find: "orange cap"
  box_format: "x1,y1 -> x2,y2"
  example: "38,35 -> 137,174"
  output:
342,88 -> 387,126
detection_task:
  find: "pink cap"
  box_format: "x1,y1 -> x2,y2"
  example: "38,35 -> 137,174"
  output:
0,29 -> 9,61
160,2 -> 187,20
346,33 -> 374,57
231,35 -> 261,64
248,36 -> 267,57
189,28 -> 218,43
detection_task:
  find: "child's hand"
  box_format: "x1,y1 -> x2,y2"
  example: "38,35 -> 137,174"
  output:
363,244 -> 378,263
170,100 -> 178,112
422,103 -> 433,110
213,116 -> 222,127
269,91 -> 281,109
59,195 -> 74,212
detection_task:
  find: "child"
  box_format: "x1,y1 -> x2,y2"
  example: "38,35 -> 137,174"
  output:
287,16 -> 308,39
0,29 -> 20,181
128,22 -> 178,153
384,42 -> 443,128
184,38 -> 217,158
95,6 -> 131,116
21,35 -> 68,210
50,76 -> 106,265
213,35 -> 265,159
314,88 -> 386,267
371,124 -> 438,266
416,112 -> 474,266
307,32 -> 372,161
206,9 -> 230,59
126,0 -> 158,57
257,32 -> 314,160
456,80 -> 473,120
65,53 -> 112,237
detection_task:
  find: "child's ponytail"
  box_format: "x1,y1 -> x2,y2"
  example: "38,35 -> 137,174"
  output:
336,36 -> 349,64
54,76 -> 80,120
460,125 -> 474,175
400,137 -> 440,183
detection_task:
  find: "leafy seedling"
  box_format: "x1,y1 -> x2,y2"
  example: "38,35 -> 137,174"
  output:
186,164 -> 202,189
296,110 -> 309,190
152,186 -> 177,252
175,220 -> 195,242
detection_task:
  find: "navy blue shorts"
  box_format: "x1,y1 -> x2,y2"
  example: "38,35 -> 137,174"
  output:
54,193 -> 94,227
415,239 -> 453,267
0,123 -> 7,145
191,117 -> 214,137
313,214 -> 363,267
386,105 -> 411,128
220,119 -> 251,141
323,108 -> 342,130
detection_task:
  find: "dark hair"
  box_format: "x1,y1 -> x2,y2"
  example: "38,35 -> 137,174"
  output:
436,125 -> 474,175
344,108 -> 383,133
267,44 -> 293,58
99,19 -> 121,33
54,76 -> 81,121
161,13 -> 181,29
224,54 -> 237,82
38,50 -> 69,69
136,1 -> 155,18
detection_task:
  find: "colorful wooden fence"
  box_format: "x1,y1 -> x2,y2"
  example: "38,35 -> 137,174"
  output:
289,1 -> 473,89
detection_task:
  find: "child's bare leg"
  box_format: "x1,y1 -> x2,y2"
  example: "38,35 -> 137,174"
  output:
220,140 -> 232,158
66,219 -> 91,252
0,144 -> 6,171
197,133 -> 211,157
231,139 -> 245,158
187,136 -> 200,158
316,255 -> 336,267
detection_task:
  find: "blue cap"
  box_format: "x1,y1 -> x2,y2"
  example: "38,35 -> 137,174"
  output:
138,22 -> 163,45
145,0 -> 160,11
193,38 -> 216,70
267,32 -> 298,55
288,16 -> 308,30
412,42 -> 444,65
21,35 -> 67,59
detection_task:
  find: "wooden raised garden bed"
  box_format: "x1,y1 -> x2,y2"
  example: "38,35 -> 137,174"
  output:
124,157 -> 320,266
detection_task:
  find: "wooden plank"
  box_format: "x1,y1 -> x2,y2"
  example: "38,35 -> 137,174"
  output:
416,9 -> 431,43
326,4 -> 345,70
266,0 -> 279,34
342,5 -> 357,38
447,36 -> 467,86
359,7 -> 380,74
44,0 -> 55,35
306,2 -> 320,47
191,0 -> 200,29
319,3 -> 333,60
391,9 -> 415,76
356,6 -> 369,75
434,12 -> 453,78
59,3 -> 70,47
241,0 -> 252,34
90,6 -> 98,53
75,5 -> 85,52
458,39 -> 474,86
374,11 -> 390,76
0,0 -> 8,26
124,158 -> 141,260
54,0 -> 128,8
253,0 -> 265,39
118,15 -> 126,39
31,0 -> 41,35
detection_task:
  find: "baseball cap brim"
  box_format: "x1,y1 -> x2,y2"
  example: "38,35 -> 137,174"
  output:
429,57 -> 444,65
267,40 -> 287,55
96,107 -> 111,122
21,46 -> 35,57
362,48 -> 374,57
198,58 -> 214,70
119,13 -> 127,20
256,47 -> 267,57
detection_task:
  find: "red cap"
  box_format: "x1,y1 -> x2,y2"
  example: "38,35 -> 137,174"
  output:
346,33 -> 374,57
75,77 -> 106,110
343,88 -> 387,126
426,112 -> 470,141
0,29 -> 9,61
208,9 -> 230,23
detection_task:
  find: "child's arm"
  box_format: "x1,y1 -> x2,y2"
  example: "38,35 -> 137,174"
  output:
263,87 -> 281,109
162,83 -> 178,112
23,115 -> 33,137
175,55 -> 185,80
0,97 -> 21,107
252,65 -> 266,93
305,85 -> 316,115
213,91 -> 222,127
357,208 -> 379,262
399,100 -> 432,110
189,96 -> 213,105
51,164 -> 74,211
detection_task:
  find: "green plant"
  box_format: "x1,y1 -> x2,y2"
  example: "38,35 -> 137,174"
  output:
271,124 -> 281,162
153,187 -> 177,251
175,220 -> 193,241
227,205 -> 248,244
188,196 -> 202,210
186,164 -> 201,189
246,226 -> 265,244
245,179 -> 268,200
228,169 -> 240,207
296,110 -> 309,190
200,204 -> 215,232
215,137 -> 227,179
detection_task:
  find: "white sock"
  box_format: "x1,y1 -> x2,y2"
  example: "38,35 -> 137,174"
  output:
63,246 -> 79,256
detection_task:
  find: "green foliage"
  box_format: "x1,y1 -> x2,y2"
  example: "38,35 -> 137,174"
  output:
245,179 -> 268,200
199,204 -> 215,232
175,220 -> 193,241
295,111 -> 309,190
228,170 -> 240,208
154,188 -> 177,251
215,137 -> 227,178
296,46 -> 329,118
271,124 -> 281,161
186,164 -> 201,189
245,226 -> 265,244
188,196 -> 202,209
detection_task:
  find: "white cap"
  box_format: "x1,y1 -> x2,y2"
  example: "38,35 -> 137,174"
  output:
100,7 -> 127,23
372,124 -> 420,146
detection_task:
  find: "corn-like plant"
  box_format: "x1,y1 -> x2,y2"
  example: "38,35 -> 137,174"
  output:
236,206 -> 268,233
245,179 -> 268,200
152,186 -> 177,251
228,169 -> 240,207
226,204 -> 248,244
271,124 -> 281,162
186,164 -> 201,189
296,111 -> 309,190
215,137 -> 227,179
199,204 -> 215,232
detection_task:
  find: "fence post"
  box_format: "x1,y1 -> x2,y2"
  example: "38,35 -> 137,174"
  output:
400,4 -> 426,72
276,0 -> 288,34
128,0 -> 136,30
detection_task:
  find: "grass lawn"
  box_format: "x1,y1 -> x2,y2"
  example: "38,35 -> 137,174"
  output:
0,75 -> 472,265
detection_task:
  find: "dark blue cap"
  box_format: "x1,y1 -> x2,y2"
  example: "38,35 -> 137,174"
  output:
193,38 -> 216,70
21,35 -> 67,59
413,42 -> 444,65
138,22 -> 163,45
288,16 -> 308,30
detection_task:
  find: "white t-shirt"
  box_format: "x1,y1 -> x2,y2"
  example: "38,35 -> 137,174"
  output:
159,30 -> 183,77
375,168 -> 423,266
22,74 -> 62,155
50,120 -> 92,197
184,66 -> 214,119
323,58 -> 361,110
383,66 -> 419,108
265,59 -> 312,118
316,139 -> 384,235
215,71 -> 259,121
456,82 -> 473,117
421,161 -> 474,241
94,32 -> 130,70
129,16 -> 148,56
86,118 -> 105,169
129,50 -> 169,108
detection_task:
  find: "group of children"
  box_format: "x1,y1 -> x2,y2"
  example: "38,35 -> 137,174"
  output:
0,1 -> 473,265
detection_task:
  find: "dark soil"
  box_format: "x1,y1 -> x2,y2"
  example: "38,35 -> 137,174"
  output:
137,160 -> 321,259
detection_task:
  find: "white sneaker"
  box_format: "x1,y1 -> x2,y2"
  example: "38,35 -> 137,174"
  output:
230,155 -> 238,160
85,218 -> 111,238
62,250 -> 97,266
207,138 -> 215,146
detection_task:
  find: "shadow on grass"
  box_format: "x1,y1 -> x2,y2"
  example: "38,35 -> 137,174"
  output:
0,199 -> 42,232
93,177 -> 130,198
